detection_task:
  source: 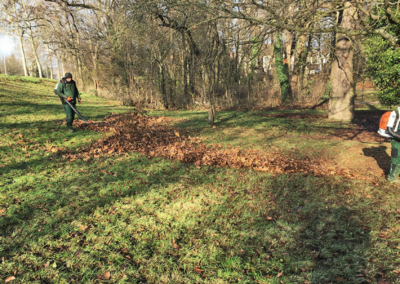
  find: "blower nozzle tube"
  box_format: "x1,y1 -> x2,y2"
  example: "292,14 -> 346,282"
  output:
387,127 -> 400,142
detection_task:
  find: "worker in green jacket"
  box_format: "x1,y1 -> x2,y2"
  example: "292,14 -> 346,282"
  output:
55,72 -> 81,132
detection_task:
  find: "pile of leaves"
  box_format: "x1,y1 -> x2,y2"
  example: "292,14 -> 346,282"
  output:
61,112 -> 358,179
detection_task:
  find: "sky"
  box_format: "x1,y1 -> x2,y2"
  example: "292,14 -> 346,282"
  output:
0,34 -> 16,56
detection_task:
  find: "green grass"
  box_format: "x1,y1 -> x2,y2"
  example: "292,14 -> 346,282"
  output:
1,75 -> 400,283
150,107 -> 382,162
0,74 -> 51,84
355,90 -> 379,103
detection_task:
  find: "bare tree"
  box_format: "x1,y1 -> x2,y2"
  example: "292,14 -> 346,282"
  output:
0,1 -> 29,76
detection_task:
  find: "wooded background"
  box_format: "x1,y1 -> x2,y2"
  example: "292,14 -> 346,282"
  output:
1,0 -> 399,121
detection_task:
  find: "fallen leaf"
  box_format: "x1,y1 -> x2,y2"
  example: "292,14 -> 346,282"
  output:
5,276 -> 16,283
336,277 -> 344,282
277,270 -> 284,278
44,261 -> 50,268
173,239 -> 180,251
393,270 -> 399,274
194,267 -> 204,276
58,112 -> 357,180
0,209 -> 5,213
103,271 -> 111,280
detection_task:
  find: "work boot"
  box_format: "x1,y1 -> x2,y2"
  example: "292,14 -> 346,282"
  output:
387,164 -> 400,183
66,115 -> 74,132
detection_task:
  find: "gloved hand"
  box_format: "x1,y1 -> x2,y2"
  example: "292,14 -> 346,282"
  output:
67,96 -> 72,101
78,98 -> 82,103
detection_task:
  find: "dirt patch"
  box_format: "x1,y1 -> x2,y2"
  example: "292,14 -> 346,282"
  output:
356,80 -> 375,90
326,128 -> 387,143
331,110 -> 388,143
57,112 -> 358,180
337,145 -> 390,179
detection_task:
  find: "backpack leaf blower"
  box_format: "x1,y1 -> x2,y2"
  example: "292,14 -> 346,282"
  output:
378,108 -> 400,141
62,98 -> 88,122
54,82 -> 88,122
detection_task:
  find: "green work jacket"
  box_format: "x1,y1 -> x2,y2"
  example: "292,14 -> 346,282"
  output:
56,78 -> 81,104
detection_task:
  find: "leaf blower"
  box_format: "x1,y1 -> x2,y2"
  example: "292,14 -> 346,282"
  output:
54,82 -> 88,122
378,108 -> 400,182
378,108 -> 400,141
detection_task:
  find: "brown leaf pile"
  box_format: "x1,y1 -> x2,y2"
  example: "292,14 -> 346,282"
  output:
61,112 -> 357,179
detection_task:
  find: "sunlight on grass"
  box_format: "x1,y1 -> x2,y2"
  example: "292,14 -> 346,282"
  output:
1,76 -> 399,283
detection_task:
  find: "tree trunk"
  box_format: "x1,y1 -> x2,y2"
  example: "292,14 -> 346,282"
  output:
303,36 -> 313,92
181,32 -> 189,106
47,46 -> 53,79
29,38 -> 43,78
274,33 -> 290,104
203,67 -> 214,126
284,4 -> 295,73
56,56 -> 61,80
294,33 -> 306,100
18,35 -> 28,77
329,3 -> 357,120
60,53 -> 65,76
159,63 -> 168,109
284,30 -> 293,73
75,30 -> 85,88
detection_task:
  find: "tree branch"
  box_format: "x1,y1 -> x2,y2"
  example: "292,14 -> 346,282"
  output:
44,0 -> 103,13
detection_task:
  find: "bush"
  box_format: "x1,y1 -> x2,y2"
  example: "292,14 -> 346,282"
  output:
363,9 -> 400,106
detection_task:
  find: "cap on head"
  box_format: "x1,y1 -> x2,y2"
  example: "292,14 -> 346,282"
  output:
65,72 -> 73,79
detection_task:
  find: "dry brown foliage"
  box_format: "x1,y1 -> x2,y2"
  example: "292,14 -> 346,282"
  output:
61,112 -> 358,179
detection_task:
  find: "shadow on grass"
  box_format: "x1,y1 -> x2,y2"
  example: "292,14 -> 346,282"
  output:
167,108 -> 389,146
363,146 -> 391,174
2,147 -> 396,283
270,175 -> 373,283
302,206 -> 369,283
0,155 -> 232,281
0,88 -> 393,282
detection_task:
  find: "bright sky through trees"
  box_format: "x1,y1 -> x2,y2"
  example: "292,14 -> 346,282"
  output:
0,34 -> 15,55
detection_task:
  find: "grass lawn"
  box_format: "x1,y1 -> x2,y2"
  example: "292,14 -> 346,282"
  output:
355,90 -> 379,104
1,75 -> 400,283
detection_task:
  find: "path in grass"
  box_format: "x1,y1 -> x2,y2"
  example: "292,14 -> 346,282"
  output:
1,75 -> 400,284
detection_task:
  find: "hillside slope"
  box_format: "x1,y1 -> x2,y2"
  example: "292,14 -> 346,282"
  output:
0,75 -> 399,284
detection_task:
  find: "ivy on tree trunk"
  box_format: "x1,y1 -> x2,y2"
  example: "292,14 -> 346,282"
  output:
274,33 -> 290,104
